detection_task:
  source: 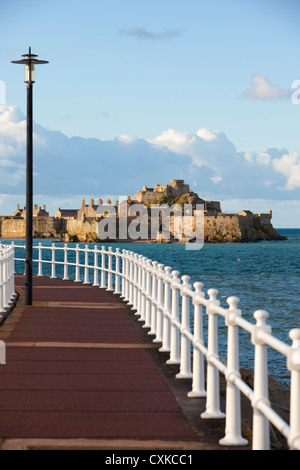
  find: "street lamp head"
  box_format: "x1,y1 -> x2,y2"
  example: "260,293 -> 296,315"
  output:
11,47 -> 48,83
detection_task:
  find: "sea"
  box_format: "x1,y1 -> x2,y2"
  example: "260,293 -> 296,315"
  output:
2,228 -> 300,386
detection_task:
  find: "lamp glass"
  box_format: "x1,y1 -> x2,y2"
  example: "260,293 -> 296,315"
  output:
25,63 -> 35,83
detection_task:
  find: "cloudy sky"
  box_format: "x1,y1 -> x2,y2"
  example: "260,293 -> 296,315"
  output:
0,0 -> 299,227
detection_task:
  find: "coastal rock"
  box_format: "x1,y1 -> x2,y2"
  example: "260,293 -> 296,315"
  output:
204,211 -> 286,243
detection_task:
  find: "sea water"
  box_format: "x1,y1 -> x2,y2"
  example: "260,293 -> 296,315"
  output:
4,228 -> 300,385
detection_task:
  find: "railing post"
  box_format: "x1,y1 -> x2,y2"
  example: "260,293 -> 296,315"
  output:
0,257 -> 4,313
132,254 -> 139,309
114,248 -> 121,294
201,288 -> 225,419
120,250 -> 126,299
8,246 -> 15,299
0,245 -> 15,311
219,296 -> 248,446
160,266 -> 172,353
251,310 -> 271,450
0,339 -> 5,365
129,250 -> 133,304
63,244 -> 69,281
127,251 -> 132,304
288,329 -> 300,450
166,270 -> 181,365
130,252 -> 136,307
9,243 -> 16,299
124,251 -> 130,302
93,245 -> 99,287
143,259 -> 153,328
131,251 -> 136,307
188,282 -> 206,397
75,244 -> 81,283
83,245 -> 90,285
101,246 -> 106,289
138,257 -> 147,322
2,251 -> 8,307
127,250 -> 133,304
176,275 -> 193,379
51,243 -> 56,279
149,261 -> 158,336
153,263 -> 164,343
107,247 -> 113,291
128,251 -> 134,310
7,249 -> 11,301
37,242 -> 43,277
136,255 -> 143,316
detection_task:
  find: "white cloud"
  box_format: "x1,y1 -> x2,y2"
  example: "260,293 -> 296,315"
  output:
117,134 -> 138,144
272,151 -> 300,189
0,105 -> 26,157
196,128 -> 219,142
256,152 -> 271,165
150,128 -> 238,172
245,74 -> 289,100
210,175 -> 223,184
0,81 -> 6,105
243,151 -> 255,163
0,105 -> 47,159
0,104 -> 298,226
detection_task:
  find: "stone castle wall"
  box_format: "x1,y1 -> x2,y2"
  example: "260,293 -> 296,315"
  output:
204,213 -> 281,243
0,217 -> 64,239
65,218 -> 99,242
205,214 -> 242,242
0,208 -> 283,243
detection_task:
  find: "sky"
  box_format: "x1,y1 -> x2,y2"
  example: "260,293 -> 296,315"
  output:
0,0 -> 299,227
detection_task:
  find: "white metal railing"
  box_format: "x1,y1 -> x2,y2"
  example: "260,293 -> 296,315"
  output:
11,242 -> 300,450
0,244 -> 15,315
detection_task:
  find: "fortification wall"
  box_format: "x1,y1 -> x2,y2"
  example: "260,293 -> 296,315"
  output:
0,212 -> 284,243
65,218 -> 99,242
0,218 -> 26,238
134,190 -> 168,204
258,213 -> 272,226
205,201 -> 222,214
203,213 -> 283,243
204,215 -> 242,242
0,217 -> 65,239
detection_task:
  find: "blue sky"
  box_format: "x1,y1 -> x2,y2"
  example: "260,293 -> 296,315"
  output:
0,0 -> 300,227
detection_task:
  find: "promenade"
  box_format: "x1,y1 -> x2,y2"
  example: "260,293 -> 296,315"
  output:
0,274 -> 251,451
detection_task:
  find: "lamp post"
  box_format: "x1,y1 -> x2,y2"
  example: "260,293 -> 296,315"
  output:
11,47 -> 48,305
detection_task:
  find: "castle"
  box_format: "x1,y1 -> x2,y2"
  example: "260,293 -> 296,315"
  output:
134,179 -> 191,204
133,179 -> 222,215
0,179 -> 285,243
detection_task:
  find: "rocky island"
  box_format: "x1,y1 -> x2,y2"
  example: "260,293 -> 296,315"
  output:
0,180 -> 286,243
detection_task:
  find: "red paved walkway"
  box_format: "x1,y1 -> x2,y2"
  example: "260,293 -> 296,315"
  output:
0,274 -> 250,450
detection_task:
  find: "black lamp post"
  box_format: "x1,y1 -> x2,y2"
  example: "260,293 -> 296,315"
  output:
11,47 -> 48,305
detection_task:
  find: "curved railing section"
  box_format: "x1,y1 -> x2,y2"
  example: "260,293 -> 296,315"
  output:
0,244 -> 15,315
10,241 -> 300,450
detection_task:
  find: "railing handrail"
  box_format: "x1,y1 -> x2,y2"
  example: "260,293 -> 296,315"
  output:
10,241 -> 300,450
